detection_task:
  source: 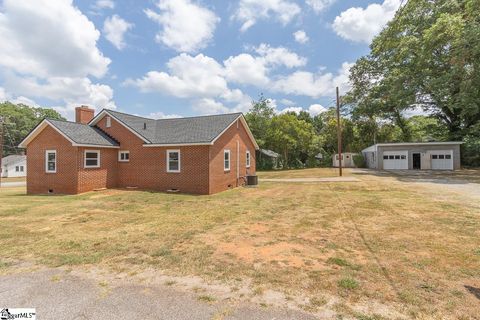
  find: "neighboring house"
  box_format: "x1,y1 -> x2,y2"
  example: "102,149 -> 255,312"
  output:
19,106 -> 258,195
361,142 -> 463,170
1,155 -> 27,178
332,153 -> 357,168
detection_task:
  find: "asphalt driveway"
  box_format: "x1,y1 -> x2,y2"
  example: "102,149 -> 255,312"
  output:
0,268 -> 317,320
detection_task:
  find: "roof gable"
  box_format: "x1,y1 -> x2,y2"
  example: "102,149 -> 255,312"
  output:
18,119 -> 119,148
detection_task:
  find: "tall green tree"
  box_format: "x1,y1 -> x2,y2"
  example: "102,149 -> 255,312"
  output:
244,95 -> 275,148
348,0 -> 480,143
0,102 -> 65,157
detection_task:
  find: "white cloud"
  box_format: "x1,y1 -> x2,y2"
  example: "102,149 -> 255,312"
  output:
103,15 -> 133,50
279,106 -> 303,114
280,98 -> 295,106
232,0 -> 301,32
224,44 -> 306,86
306,0 -> 336,13
332,0 -> 401,43
127,53 -> 228,98
272,62 -> 353,98
308,104 -> 327,115
148,112 -> 183,119
192,98 -> 230,115
0,0 -> 111,79
293,30 -> 309,44
145,0 -> 219,53
93,0 -> 115,10
224,54 -> 269,86
254,43 -> 307,68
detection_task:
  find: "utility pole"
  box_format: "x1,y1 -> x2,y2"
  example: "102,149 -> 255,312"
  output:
0,116 -> 3,187
336,87 -> 343,177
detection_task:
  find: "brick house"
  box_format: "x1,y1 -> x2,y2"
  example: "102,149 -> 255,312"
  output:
19,106 -> 258,195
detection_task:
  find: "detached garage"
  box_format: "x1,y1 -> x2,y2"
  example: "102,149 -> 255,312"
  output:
361,142 -> 462,171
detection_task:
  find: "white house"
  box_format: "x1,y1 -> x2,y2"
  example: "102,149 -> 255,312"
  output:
1,155 -> 27,178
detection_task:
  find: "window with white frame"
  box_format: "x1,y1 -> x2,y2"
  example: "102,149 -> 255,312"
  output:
106,116 -> 111,128
84,150 -> 100,168
167,150 -> 180,172
46,150 -> 56,173
118,151 -> 130,162
246,150 -> 251,168
224,150 -> 231,171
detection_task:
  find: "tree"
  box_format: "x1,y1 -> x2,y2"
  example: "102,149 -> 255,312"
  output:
348,0 -> 480,143
0,102 -> 65,157
266,113 -> 320,168
244,95 -> 275,149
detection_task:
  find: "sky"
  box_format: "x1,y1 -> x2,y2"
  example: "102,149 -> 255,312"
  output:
0,0 -> 402,120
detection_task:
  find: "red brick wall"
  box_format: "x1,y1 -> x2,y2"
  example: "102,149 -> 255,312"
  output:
209,118 -> 256,194
77,147 -> 118,193
26,115 -> 256,195
26,126 -> 79,194
96,116 -> 211,194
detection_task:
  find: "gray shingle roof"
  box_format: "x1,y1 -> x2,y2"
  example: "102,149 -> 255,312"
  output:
48,119 -> 119,147
106,110 -> 242,145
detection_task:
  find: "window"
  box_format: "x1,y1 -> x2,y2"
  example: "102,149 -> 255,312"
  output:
439,154 -> 445,159
445,154 -> 451,159
15,166 -> 20,172
224,150 -> 231,171
46,150 -> 56,173
106,116 -> 111,128
395,155 -> 400,160
118,151 -> 130,162
246,150 -> 251,168
432,154 -> 438,159
167,150 -> 180,173
84,150 -> 100,168
401,155 -> 406,160
389,155 -> 394,160
383,155 -> 388,160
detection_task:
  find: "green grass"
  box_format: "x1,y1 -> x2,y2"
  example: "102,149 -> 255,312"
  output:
197,295 -> 216,303
338,277 -> 359,290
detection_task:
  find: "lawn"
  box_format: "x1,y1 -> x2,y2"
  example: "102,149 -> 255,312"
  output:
0,176 -> 26,183
1,168 -> 479,319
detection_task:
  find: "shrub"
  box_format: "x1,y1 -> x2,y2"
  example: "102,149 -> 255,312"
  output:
353,154 -> 366,168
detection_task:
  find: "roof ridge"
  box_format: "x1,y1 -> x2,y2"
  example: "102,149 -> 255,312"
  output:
106,109 -> 242,122
47,118 -> 91,126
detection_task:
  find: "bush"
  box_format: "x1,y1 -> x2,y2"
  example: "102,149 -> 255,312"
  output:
462,135 -> 480,167
353,154 -> 366,168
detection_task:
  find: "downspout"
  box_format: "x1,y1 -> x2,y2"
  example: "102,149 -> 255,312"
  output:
236,140 -> 240,186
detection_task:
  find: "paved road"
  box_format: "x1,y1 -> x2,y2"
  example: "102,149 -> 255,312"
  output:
0,269 -> 318,320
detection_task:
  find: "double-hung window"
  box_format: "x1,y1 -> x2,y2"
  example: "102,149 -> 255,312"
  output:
246,150 -> 251,168
84,150 -> 100,168
167,150 -> 180,173
118,151 -> 130,162
224,150 -> 231,171
46,150 -> 57,173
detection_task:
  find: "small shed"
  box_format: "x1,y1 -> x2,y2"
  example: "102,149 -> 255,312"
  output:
332,153 -> 357,168
258,149 -> 280,169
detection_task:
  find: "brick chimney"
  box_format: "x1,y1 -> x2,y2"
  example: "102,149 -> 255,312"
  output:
75,106 -> 95,124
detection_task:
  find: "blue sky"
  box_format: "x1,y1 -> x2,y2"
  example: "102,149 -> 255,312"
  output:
0,0 -> 401,120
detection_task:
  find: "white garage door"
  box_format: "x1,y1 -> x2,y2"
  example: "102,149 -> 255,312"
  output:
382,151 -> 408,170
431,150 -> 453,170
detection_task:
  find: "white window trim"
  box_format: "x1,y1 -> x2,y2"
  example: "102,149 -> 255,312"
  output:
166,149 -> 181,173
106,116 -> 111,128
246,150 -> 251,168
84,150 -> 100,168
118,151 -> 130,162
45,150 -> 57,173
224,149 -> 231,171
